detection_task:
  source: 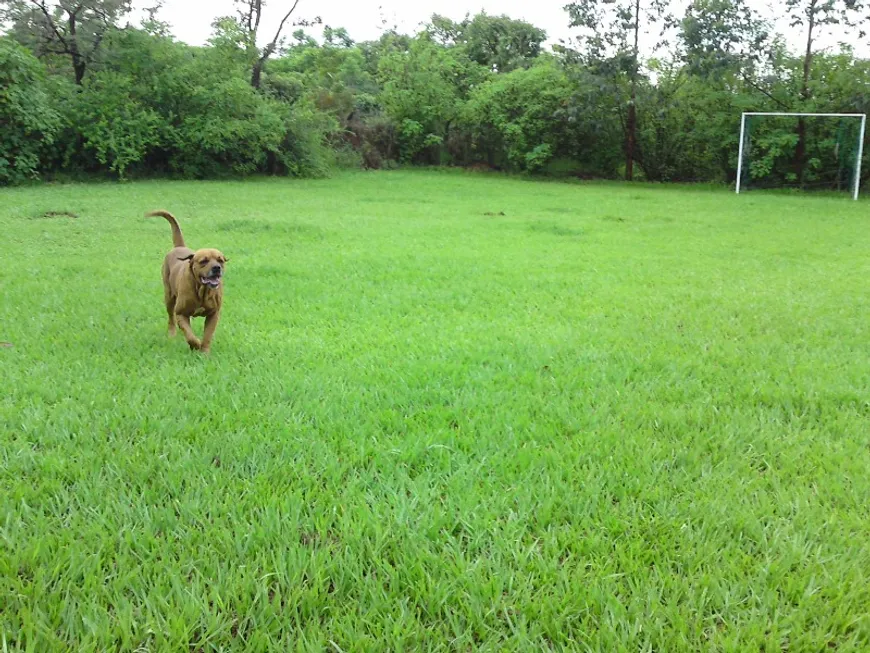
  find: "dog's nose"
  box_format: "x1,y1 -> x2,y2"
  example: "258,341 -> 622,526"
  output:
211,265 -> 222,275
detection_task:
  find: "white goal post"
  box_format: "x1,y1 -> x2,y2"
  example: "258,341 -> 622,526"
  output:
736,112 -> 867,200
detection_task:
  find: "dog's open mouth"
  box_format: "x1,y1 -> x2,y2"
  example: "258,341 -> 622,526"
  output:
201,275 -> 222,289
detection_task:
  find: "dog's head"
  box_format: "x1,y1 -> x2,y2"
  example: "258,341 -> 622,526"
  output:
179,248 -> 228,289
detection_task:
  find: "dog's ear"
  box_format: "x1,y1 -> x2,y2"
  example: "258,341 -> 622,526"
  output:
178,254 -> 194,262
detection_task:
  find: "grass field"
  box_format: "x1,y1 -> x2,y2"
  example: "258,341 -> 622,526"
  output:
2,170 -> 870,651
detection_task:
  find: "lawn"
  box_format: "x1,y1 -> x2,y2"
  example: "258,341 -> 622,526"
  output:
2,170 -> 870,651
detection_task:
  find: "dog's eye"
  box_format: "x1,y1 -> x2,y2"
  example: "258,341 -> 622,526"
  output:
200,259 -> 209,265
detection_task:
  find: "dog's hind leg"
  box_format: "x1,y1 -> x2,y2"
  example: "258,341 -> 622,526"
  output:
161,260 -> 176,337
165,291 -> 177,337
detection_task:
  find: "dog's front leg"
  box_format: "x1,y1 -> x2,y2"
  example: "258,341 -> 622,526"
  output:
201,312 -> 220,354
176,314 -> 202,350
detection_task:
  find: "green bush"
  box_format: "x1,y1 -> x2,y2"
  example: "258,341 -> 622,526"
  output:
524,143 -> 553,173
378,35 -> 487,163
0,38 -> 61,184
169,77 -> 285,177
462,59 -> 575,172
2,11 -> 868,186
72,72 -> 163,178
275,100 -> 338,177
152,45 -> 338,178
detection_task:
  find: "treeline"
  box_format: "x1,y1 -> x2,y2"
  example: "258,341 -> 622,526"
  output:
1,0 -> 868,189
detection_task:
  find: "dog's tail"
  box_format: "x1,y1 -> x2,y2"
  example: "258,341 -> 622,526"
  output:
146,210 -> 186,248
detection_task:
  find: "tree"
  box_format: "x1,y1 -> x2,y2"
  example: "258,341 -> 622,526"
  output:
141,1 -> 171,37
232,0 -> 318,89
675,0 -> 788,180
0,0 -> 131,84
680,0 -> 770,77
679,0 -> 791,115
785,0 -> 869,183
322,25 -> 353,48
427,12 -> 547,73
564,0 -> 672,180
378,35 -> 488,162
267,30 -> 377,125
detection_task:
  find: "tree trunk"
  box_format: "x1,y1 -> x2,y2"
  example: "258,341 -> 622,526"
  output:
67,12 -> 86,85
251,59 -> 264,89
795,6 -> 816,186
795,117 -> 807,185
247,1 -> 300,89
625,0 -> 641,181
72,56 -> 86,85
626,101 -> 637,181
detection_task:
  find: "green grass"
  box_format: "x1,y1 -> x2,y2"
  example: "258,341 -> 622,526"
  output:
2,170 -> 870,651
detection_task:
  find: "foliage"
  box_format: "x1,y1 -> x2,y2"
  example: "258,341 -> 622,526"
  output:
272,98 -> 338,177
564,0 -> 675,180
162,53 -> 337,179
680,0 -> 772,77
0,3 -> 867,188
0,0 -> 132,84
72,71 -> 162,177
225,0 -> 313,89
632,63 -> 746,182
377,35 -> 488,162
462,59 -> 574,171
0,37 -> 61,184
267,35 -> 377,120
427,12 -> 546,73
172,80 -> 283,176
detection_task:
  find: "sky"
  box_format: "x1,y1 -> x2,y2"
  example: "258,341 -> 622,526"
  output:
146,0 -> 866,57
152,0 -> 573,47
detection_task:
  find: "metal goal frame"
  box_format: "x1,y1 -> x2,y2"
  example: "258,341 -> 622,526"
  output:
736,112 -> 867,200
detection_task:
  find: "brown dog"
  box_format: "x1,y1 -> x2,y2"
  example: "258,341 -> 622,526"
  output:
147,210 -> 227,353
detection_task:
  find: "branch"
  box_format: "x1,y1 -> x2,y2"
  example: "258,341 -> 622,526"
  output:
27,0 -> 69,48
87,28 -> 106,60
253,0 -> 262,34
261,0 -> 301,59
39,42 -> 73,55
741,71 -> 790,110
89,5 -> 115,27
237,0 -> 256,32
37,29 -> 69,51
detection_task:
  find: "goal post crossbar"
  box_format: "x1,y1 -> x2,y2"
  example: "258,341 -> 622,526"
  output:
736,111 -> 867,200
743,112 -> 866,117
